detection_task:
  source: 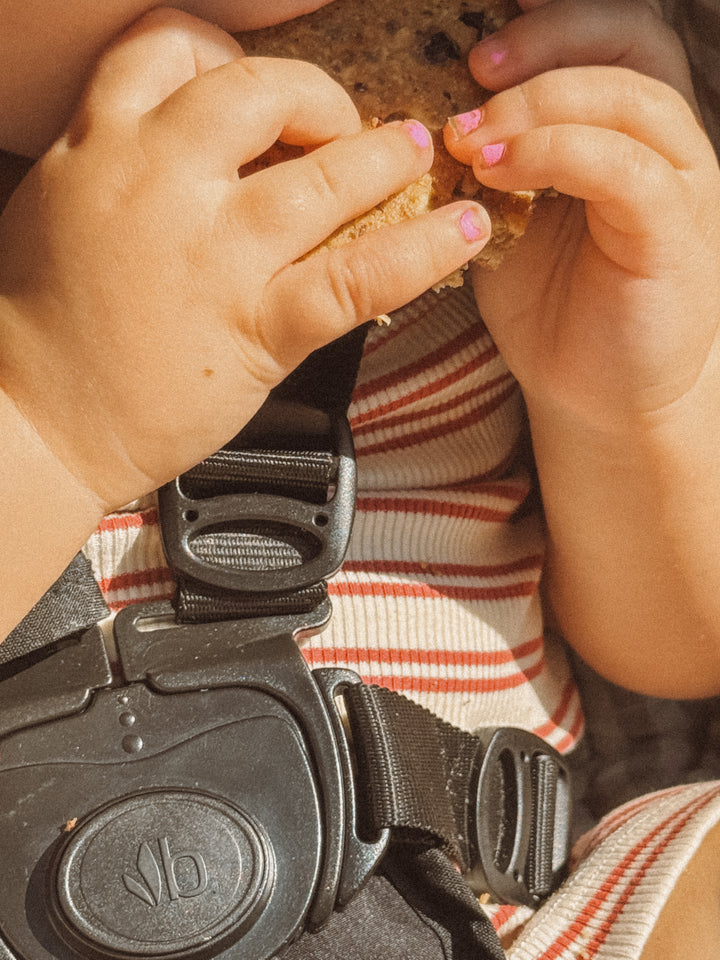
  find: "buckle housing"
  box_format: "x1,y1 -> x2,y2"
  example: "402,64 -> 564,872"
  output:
0,605 -> 385,960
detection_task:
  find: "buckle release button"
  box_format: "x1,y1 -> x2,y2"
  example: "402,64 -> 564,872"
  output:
51,790 -> 274,959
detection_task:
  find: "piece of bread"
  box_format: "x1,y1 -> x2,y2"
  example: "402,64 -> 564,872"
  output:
239,0 -> 529,281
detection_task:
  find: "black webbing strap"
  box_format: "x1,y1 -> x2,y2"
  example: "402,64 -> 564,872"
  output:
344,682 -> 480,866
343,682 -> 568,905
0,553 -> 108,668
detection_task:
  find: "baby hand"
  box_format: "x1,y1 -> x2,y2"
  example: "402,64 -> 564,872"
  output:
0,9 -> 490,511
445,0 -> 720,695
444,0 -> 720,437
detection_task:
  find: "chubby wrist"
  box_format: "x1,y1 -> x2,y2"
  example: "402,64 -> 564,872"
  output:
525,382 -> 718,489
0,386 -> 105,639
0,385 -> 104,519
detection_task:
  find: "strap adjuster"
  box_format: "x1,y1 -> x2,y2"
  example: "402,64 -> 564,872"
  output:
158,400 -> 356,609
466,728 -> 571,906
341,684 -> 571,908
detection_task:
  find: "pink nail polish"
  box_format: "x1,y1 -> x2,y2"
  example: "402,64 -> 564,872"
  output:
459,209 -> 488,243
404,120 -> 432,150
448,108 -> 484,138
478,36 -> 507,67
481,142 -> 506,167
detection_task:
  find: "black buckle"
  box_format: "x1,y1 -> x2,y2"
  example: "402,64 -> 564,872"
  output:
0,605 -> 386,960
158,401 -> 356,595
466,728 -> 571,907
0,617 -> 571,960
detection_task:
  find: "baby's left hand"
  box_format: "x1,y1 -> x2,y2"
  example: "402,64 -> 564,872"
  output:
444,0 -> 720,696
445,0 -> 720,439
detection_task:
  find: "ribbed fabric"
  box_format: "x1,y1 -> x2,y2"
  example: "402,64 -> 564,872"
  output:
84,501 -> 174,613
301,285 -> 581,744
499,780 -> 720,959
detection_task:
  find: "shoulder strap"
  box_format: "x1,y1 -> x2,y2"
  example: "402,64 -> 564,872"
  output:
0,552 -> 108,668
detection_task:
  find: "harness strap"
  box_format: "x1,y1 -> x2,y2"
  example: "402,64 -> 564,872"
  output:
343,682 -> 569,905
0,552 -> 108,668
0,325 -> 570,960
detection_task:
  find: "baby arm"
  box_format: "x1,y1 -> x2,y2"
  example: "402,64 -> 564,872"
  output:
445,0 -> 720,696
0,8 -> 491,640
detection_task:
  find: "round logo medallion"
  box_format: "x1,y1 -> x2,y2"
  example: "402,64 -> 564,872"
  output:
53,791 -> 273,959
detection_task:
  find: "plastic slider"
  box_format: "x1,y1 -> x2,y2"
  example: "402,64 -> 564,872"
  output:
465,728 -> 571,907
158,404 -> 356,595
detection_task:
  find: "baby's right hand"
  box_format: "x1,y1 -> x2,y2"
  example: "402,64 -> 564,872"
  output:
0,8 -> 490,512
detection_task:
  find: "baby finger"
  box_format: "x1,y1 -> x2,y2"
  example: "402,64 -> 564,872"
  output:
257,202 -> 492,369
446,67 -> 705,174
236,119 -> 436,273
147,55 -> 361,178
466,123 -> 690,265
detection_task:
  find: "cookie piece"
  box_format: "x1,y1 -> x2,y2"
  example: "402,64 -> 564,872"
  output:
239,0 -> 529,278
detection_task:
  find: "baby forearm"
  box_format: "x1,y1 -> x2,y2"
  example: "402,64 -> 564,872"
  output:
533,400 -> 720,698
0,385 -> 103,641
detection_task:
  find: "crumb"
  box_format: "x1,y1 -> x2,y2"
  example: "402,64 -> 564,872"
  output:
64,817 -> 78,832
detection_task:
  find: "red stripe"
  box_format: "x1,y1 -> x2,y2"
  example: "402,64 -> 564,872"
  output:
328,578 -> 538,602
351,359 -> 510,434
578,783 -> 695,861
531,679 -> 584,752
446,478 -> 528,500
356,495 -> 525,524
355,382 -> 518,458
360,288 -> 459,358
304,656 -> 546,695
98,567 -> 173,594
352,324 -> 498,404
341,556 -> 543,580
532,680 -> 577,741
580,791 -> 720,960
490,905 -> 520,932
96,509 -> 159,533
435,447 -> 525,488
550,704 -> 585,755
303,636 -> 544,670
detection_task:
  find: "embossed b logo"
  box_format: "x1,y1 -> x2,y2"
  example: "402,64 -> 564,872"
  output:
123,838 -> 208,906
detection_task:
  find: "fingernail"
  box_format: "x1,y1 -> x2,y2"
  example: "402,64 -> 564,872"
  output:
459,208 -> 490,243
403,120 -> 432,150
481,142 -> 506,167
475,36 -> 507,67
448,108 -> 484,139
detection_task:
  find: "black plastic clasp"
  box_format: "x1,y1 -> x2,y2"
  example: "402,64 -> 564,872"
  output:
158,402 -> 356,594
0,604 -> 383,960
465,728 -> 572,907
